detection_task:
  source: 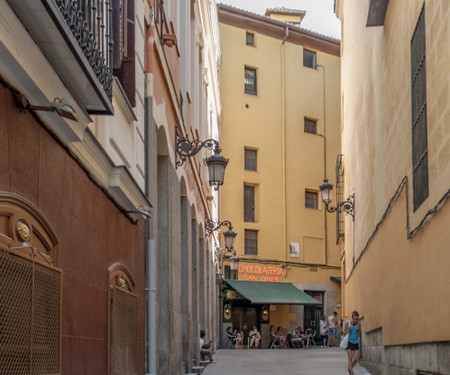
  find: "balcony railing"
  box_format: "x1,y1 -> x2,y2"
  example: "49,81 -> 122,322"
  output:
54,0 -> 113,98
7,0 -> 115,114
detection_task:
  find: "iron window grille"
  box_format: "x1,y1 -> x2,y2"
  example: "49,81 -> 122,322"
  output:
244,67 -> 257,95
246,31 -> 255,46
305,191 -> 319,209
304,118 -> 317,134
411,5 -> 428,211
245,230 -> 258,255
245,148 -> 257,171
244,185 -> 255,222
303,49 -> 317,69
335,154 -> 345,242
0,247 -> 61,375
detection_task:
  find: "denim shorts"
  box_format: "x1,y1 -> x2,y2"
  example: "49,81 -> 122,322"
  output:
329,327 -> 337,337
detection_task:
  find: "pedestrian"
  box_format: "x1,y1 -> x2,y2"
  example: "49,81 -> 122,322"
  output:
343,311 -> 361,375
327,311 -> 337,347
319,316 -> 328,348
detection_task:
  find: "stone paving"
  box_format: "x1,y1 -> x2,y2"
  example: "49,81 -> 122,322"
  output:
201,347 -> 371,375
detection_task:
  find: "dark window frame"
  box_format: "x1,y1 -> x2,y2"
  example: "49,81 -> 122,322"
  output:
411,6 -> 428,211
304,118 -> 318,134
244,66 -> 257,95
244,185 -> 255,222
305,190 -> 319,209
303,48 -> 317,69
245,148 -> 257,171
244,229 -> 258,255
246,31 -> 255,46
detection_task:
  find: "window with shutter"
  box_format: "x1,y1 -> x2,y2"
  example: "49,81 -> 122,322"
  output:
245,148 -> 257,171
304,118 -> 317,134
245,230 -> 258,255
244,185 -> 255,222
112,0 -> 136,107
305,191 -> 318,209
109,265 -> 137,375
411,6 -> 428,211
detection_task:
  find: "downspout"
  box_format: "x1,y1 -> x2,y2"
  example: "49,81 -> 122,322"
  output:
281,27 -> 289,265
145,30 -> 157,375
316,64 -> 328,265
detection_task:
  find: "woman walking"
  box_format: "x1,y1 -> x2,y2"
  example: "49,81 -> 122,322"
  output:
343,311 -> 361,375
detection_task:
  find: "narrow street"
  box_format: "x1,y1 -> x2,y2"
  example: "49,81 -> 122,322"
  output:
202,348 -> 371,375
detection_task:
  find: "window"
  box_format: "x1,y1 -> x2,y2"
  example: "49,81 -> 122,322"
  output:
245,148 -> 257,171
305,191 -> 318,209
303,49 -> 316,69
113,0 -> 136,106
411,6 -> 428,211
304,118 -> 317,134
244,67 -> 257,95
244,185 -> 255,222
245,230 -> 258,255
335,154 -> 345,242
109,266 -> 137,375
246,31 -> 255,46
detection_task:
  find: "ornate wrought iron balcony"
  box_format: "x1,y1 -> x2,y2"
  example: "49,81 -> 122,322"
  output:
7,0 -> 114,115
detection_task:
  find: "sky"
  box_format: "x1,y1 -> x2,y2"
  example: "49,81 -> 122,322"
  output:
217,0 -> 341,39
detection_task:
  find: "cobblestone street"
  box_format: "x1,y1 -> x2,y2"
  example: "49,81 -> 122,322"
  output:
202,348 -> 371,375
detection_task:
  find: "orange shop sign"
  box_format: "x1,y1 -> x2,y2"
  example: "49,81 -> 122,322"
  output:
238,265 -> 284,282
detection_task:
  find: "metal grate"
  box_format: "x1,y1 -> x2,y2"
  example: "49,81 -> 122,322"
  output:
0,247 -> 61,375
305,191 -> 318,209
411,6 -> 428,211
303,49 -> 316,69
244,185 -> 255,222
335,154 -> 345,242
304,118 -> 317,134
244,230 -> 258,255
244,67 -> 257,95
111,286 -> 137,375
245,149 -> 257,171
246,32 -> 255,46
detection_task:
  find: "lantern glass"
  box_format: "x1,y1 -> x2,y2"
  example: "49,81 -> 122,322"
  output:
229,254 -> 239,271
319,179 -> 333,204
223,229 -> 237,250
206,153 -> 228,188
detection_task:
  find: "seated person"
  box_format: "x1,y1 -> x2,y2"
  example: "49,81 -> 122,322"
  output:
200,329 -> 215,363
234,328 -> 243,348
276,326 -> 287,348
268,325 -> 276,348
226,327 -> 236,347
248,326 -> 261,348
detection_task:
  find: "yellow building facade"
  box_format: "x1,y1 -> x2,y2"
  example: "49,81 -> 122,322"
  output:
217,5 -> 342,347
336,0 -> 450,373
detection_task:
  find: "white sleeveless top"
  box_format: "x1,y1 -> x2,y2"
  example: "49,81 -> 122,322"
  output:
327,315 -> 336,328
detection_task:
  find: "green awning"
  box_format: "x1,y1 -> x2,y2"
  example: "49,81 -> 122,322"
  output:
330,276 -> 342,282
225,280 -> 321,305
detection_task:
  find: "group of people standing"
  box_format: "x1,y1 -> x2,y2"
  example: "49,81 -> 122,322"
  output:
319,311 -> 339,348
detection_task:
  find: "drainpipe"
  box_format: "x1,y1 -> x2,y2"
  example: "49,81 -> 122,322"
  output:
145,32 -> 157,375
316,64 -> 328,265
281,26 -> 289,264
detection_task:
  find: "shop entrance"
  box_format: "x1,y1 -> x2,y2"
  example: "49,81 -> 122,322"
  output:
232,303 -> 260,346
304,291 -> 324,339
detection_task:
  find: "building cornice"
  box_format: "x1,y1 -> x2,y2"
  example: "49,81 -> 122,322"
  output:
217,4 -> 340,57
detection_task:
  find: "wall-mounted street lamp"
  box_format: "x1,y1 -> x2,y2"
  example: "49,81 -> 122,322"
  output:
207,218 -> 239,272
175,127 -> 228,190
319,179 -> 355,220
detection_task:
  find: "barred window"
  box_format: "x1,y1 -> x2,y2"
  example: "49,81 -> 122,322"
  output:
109,267 -> 137,375
411,6 -> 428,211
335,154 -> 345,242
244,185 -> 255,222
245,230 -> 258,255
305,191 -> 318,209
304,118 -> 317,134
246,31 -> 255,46
245,67 -> 257,95
303,49 -> 316,69
245,148 -> 257,171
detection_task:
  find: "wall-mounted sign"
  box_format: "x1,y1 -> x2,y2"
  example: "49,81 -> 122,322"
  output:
238,265 -> 284,282
289,242 -> 300,258
226,290 -> 246,300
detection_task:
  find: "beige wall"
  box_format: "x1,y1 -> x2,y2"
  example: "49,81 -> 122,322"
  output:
338,0 -> 450,345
